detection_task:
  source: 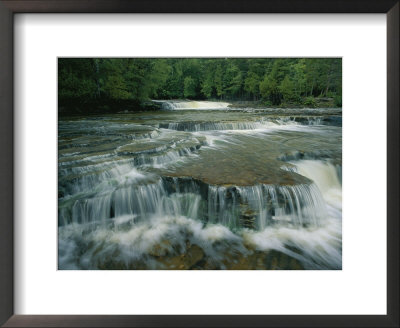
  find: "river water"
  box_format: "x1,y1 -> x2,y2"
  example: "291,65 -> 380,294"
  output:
58,101 -> 342,270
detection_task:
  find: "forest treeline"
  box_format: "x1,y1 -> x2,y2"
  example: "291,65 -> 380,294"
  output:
58,58 -> 342,113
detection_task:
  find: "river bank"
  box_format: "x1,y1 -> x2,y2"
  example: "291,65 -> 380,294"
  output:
228,97 -> 340,109
59,97 -> 341,117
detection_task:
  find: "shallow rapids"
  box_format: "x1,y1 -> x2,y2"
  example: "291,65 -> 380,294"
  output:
58,106 -> 342,270
153,100 -> 231,110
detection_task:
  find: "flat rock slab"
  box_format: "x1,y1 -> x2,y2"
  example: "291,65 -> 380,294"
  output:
154,128 -> 341,187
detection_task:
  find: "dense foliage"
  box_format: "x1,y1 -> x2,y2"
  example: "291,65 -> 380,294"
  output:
59,58 -> 342,112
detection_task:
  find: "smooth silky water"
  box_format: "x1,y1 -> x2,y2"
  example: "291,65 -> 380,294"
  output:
58,101 -> 342,270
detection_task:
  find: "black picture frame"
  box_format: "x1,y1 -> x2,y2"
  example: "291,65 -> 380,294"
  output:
0,1 -> 398,327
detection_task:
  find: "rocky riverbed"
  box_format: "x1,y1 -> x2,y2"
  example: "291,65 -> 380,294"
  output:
58,104 -> 342,270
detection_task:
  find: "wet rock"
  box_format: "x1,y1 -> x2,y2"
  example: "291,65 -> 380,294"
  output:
158,244 -> 205,270
148,240 -> 172,257
264,250 -> 304,270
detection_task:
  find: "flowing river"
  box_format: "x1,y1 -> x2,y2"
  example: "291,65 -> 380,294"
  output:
58,101 -> 342,270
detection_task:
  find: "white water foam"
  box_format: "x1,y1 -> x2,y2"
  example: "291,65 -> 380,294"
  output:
291,160 -> 342,210
58,113 -> 342,270
155,100 -> 231,110
58,211 -> 341,270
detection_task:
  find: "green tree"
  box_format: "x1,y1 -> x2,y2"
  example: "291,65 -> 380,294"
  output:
183,76 -> 197,98
58,57 -> 342,112
259,74 -> 281,105
279,76 -> 295,102
214,64 -> 225,99
224,62 -> 242,98
244,72 -> 260,100
58,58 -> 98,101
292,59 -> 307,98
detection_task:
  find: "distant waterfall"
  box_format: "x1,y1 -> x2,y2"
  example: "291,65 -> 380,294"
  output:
153,100 -> 231,110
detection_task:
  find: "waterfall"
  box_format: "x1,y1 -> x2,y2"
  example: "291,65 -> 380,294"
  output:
158,117 -> 339,132
290,160 -> 342,210
60,178 -> 166,226
59,174 -> 327,232
154,100 -> 231,110
159,121 -> 267,131
58,109 -> 342,270
207,183 -> 326,230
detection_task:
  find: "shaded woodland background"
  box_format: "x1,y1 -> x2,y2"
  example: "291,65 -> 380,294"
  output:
58,58 -> 342,113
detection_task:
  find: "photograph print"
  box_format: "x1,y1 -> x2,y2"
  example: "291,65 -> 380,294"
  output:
58,58 -> 342,270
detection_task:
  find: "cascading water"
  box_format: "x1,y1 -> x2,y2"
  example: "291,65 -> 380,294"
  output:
157,117 -> 340,132
58,107 -> 342,270
206,183 -> 326,230
154,100 -> 231,110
